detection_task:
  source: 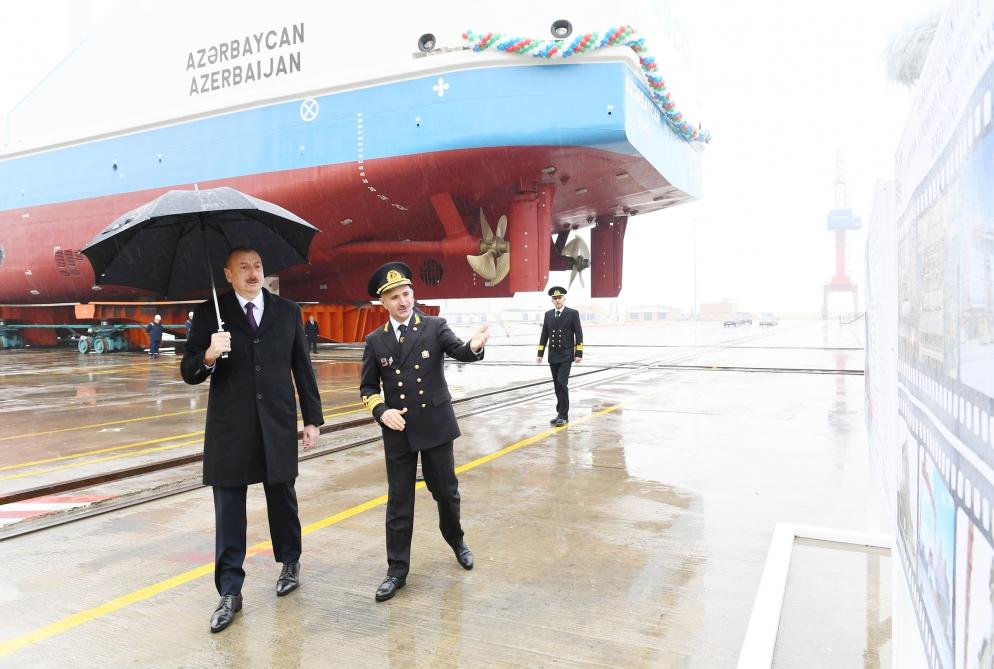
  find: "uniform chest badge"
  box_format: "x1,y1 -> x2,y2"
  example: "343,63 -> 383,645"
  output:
379,357 -> 389,367
421,350 -> 430,359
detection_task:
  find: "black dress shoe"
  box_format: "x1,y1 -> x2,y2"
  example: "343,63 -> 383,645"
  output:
375,575 -> 406,602
552,417 -> 566,427
276,561 -> 300,597
453,541 -> 474,570
549,416 -> 560,425
209,594 -> 242,633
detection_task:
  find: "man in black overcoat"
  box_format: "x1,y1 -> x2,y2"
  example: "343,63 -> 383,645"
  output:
304,314 -> 319,354
359,261 -> 490,602
181,247 -> 324,633
536,286 -> 584,427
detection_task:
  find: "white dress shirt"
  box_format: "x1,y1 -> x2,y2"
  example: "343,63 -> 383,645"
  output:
389,315 -> 413,342
204,292 -> 263,371
235,292 -> 264,324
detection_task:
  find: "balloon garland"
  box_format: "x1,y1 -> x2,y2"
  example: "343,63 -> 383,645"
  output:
463,26 -> 711,144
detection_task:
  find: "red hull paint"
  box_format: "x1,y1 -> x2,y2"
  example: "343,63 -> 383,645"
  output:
0,145 -> 686,304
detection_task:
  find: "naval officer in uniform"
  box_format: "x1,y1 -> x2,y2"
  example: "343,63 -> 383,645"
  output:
360,262 -> 490,602
536,286 -> 584,427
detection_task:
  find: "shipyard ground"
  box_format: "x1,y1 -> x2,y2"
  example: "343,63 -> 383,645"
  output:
0,319 -> 888,668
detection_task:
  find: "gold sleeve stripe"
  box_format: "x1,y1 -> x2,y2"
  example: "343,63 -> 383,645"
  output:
537,344 -> 545,351
362,395 -> 384,413
575,343 -> 584,351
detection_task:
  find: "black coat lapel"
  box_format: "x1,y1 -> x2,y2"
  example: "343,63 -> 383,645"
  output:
220,291 -> 250,335
254,289 -> 278,337
383,322 -> 402,358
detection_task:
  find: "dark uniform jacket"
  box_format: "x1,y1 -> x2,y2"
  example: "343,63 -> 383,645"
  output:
360,313 -> 482,454
304,320 -> 319,341
181,289 -> 324,486
537,306 -> 584,363
146,322 -> 164,342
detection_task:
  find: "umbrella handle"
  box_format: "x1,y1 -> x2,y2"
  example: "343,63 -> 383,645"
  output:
218,327 -> 229,360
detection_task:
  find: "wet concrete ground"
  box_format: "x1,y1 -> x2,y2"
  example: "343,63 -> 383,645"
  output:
0,319 -> 886,667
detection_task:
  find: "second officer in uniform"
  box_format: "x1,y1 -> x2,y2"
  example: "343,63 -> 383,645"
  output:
360,262 -> 490,602
536,286 -> 584,427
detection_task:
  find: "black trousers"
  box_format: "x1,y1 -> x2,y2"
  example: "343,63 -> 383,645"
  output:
549,359 -> 572,419
213,481 -> 302,595
384,441 -> 463,579
307,337 -> 317,353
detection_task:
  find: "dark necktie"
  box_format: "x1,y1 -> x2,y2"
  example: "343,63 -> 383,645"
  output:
398,323 -> 407,344
555,311 -> 560,319
245,302 -> 258,331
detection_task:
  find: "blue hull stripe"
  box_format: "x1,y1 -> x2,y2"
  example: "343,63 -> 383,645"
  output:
1,63 -> 697,211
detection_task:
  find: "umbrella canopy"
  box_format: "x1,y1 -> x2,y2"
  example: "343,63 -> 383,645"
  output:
81,186 -> 319,296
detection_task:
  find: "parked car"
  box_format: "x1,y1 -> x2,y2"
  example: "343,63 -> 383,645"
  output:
723,316 -> 738,327
723,312 -> 752,327
759,313 -> 778,326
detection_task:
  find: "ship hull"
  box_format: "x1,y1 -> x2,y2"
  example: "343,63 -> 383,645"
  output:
0,62 -> 701,302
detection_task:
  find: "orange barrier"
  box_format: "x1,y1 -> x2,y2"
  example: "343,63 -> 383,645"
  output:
0,301 -> 441,348
301,303 -> 440,343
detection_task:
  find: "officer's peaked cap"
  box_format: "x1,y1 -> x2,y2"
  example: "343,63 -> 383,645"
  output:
368,262 -> 414,297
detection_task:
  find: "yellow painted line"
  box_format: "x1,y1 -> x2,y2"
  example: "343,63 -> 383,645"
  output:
71,364 -> 172,378
0,432 -> 205,473
0,400 -> 364,473
300,494 -> 389,535
0,409 -> 208,443
0,563 -> 217,656
0,403 -> 621,658
323,407 -> 365,420
0,404 -> 366,478
0,385 -> 354,444
0,439 -> 205,482
455,403 -> 621,475
0,361 -> 168,380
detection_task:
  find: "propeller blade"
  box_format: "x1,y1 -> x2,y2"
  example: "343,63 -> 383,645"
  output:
495,214 -> 508,239
492,252 -> 511,285
562,236 -> 590,260
569,265 -> 579,288
479,208 -> 494,244
466,252 -> 497,282
578,267 -> 585,288
577,236 -> 590,259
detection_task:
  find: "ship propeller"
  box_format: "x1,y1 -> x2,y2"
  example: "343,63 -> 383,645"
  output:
562,236 -> 591,288
466,209 -> 510,285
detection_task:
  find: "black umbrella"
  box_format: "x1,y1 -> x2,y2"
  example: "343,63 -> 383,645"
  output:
81,186 -> 319,340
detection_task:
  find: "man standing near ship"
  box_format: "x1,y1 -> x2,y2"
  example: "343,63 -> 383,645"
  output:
360,261 -> 489,602
181,247 -> 323,633
536,286 -> 583,427
146,314 -> 164,359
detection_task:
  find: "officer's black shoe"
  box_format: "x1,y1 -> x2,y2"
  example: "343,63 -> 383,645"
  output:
276,561 -> 300,597
549,416 -> 560,425
453,541 -> 474,570
552,418 -> 566,427
209,594 -> 243,633
375,575 -> 406,602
